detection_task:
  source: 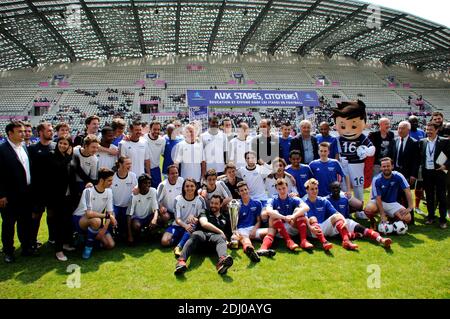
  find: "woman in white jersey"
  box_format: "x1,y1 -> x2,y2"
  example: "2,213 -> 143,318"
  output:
161,178 -> 206,257
111,156 -> 137,240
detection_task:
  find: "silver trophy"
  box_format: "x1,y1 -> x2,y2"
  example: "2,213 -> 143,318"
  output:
228,199 -> 241,249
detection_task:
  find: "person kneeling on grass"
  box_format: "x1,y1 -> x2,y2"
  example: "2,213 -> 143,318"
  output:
303,178 -> 357,251
326,181 -> 392,248
235,181 -> 270,262
175,195 -> 233,275
257,178 -> 311,257
72,168 -> 117,259
161,178 -> 205,257
127,174 -> 160,245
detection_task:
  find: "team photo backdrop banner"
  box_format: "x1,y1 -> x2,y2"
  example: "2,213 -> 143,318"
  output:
187,90 -> 319,107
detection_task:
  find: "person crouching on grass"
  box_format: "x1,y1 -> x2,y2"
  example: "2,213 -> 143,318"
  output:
127,174 -> 160,245
161,178 -> 206,258
72,168 -> 117,259
175,195 -> 233,275
257,178 -> 311,257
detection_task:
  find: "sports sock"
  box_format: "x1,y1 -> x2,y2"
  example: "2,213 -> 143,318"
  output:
335,219 -> 350,242
364,228 -> 382,242
273,219 -> 292,243
296,217 -> 308,242
86,227 -> 99,248
310,222 -> 327,243
260,234 -> 274,250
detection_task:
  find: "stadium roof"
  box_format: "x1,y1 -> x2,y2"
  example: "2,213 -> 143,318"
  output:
0,0 -> 448,72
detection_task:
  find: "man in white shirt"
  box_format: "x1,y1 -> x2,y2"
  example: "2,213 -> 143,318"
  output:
201,117 -> 228,175
127,174 -> 160,244
73,168 -> 117,259
119,120 -> 151,177
0,121 -> 34,263
97,126 -> 118,170
173,124 -> 205,183
237,150 -> 272,205
157,165 -> 184,219
419,122 -> 450,228
229,122 -> 251,169
144,121 -> 165,189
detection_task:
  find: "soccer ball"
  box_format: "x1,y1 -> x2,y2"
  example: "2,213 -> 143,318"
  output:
356,145 -> 368,159
393,221 -> 408,235
378,222 -> 394,235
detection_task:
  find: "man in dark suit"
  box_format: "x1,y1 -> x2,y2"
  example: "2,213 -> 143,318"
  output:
251,119 -> 280,165
0,121 -> 35,263
289,119 -> 319,164
390,121 -> 419,223
419,122 -> 450,229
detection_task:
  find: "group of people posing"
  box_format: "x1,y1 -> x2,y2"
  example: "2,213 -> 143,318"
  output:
0,105 -> 448,276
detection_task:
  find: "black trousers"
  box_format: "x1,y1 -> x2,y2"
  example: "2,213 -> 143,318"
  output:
423,169 -> 448,223
48,195 -> 75,252
1,202 -> 32,255
180,231 -> 227,261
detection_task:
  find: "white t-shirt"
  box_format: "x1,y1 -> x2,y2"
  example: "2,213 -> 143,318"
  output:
264,175 -> 298,198
127,188 -> 158,219
111,171 -> 138,207
203,180 -> 232,209
97,144 -> 118,170
201,130 -> 228,173
72,146 -> 99,183
144,134 -> 166,169
119,138 -> 150,177
229,137 -> 251,169
157,177 -> 184,214
73,187 -> 113,217
237,164 -> 272,201
174,140 -> 204,182
173,195 -> 206,225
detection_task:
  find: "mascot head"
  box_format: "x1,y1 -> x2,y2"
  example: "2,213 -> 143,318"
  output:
332,100 -> 367,140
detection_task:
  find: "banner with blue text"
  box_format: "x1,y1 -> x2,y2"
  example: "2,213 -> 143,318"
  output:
187,90 -> 319,107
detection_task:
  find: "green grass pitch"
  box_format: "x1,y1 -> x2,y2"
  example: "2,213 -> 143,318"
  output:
0,187 -> 449,299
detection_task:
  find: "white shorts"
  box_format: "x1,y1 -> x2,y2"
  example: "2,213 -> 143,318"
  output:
275,222 -> 298,238
369,200 -> 405,218
309,216 -> 358,238
347,163 -> 365,188
238,226 -> 267,240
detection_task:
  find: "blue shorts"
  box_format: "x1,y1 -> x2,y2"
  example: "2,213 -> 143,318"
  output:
72,215 -> 84,234
164,225 -> 185,245
150,167 -> 162,189
131,215 -> 152,226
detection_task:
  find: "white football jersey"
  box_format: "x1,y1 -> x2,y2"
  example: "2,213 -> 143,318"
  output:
96,144 -> 118,170
157,177 -> 184,214
119,138 -> 150,177
72,146 -> 99,182
237,164 -> 272,201
73,187 -> 113,217
144,134 -> 166,169
173,195 -> 206,225
111,171 -> 138,207
201,130 -> 228,173
128,188 -> 158,219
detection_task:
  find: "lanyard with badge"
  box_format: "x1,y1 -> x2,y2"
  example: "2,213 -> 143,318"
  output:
427,140 -> 436,168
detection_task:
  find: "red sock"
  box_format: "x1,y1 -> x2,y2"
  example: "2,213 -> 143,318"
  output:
273,219 -> 292,243
335,219 -> 349,242
296,217 -> 308,242
260,234 -> 274,250
310,222 -> 327,243
364,228 -> 381,242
